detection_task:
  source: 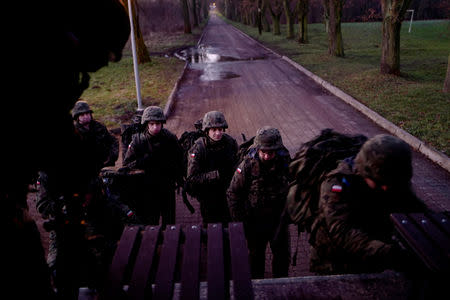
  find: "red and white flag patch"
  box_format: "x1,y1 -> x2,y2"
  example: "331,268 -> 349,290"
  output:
190,153 -> 196,158
236,167 -> 242,174
331,185 -> 343,192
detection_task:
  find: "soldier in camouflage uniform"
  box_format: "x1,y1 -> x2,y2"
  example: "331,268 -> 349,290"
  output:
227,126 -> 291,278
72,100 -> 119,169
36,100 -> 120,297
186,111 -> 238,226
123,106 -> 184,227
309,134 -> 427,275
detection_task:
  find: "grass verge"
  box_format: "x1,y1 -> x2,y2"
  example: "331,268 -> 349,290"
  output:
224,18 -> 450,155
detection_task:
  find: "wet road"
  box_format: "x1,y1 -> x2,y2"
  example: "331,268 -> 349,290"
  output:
165,14 -> 449,277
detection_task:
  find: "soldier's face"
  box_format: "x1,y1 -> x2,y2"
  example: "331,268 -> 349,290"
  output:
148,121 -> 162,136
364,178 -> 389,192
208,127 -> 224,141
78,112 -> 92,126
258,149 -> 276,162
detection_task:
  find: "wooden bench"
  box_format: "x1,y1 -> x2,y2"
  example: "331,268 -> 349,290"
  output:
100,222 -> 254,300
390,211 -> 450,273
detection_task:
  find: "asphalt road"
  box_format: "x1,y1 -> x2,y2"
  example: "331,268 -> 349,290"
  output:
165,14 -> 449,277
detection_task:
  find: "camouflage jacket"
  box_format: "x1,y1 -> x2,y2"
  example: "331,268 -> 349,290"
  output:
309,159 -> 427,274
123,128 -> 183,187
227,148 -> 291,229
74,119 -> 119,174
186,134 -> 238,198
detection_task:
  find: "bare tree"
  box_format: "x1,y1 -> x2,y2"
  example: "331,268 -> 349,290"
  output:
191,0 -> 199,27
322,0 -> 344,57
380,0 -> 412,75
181,0 -> 192,33
297,0 -> 309,43
283,0 -> 296,39
121,0 -> 151,63
444,55 -> 450,93
266,0 -> 284,35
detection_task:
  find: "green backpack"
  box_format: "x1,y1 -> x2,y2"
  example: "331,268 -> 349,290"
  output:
286,129 -> 367,233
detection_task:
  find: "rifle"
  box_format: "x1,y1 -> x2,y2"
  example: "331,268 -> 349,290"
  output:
181,187 -> 195,214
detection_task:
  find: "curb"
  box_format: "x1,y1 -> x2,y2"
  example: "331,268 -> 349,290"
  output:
228,23 -> 450,173
163,61 -> 188,117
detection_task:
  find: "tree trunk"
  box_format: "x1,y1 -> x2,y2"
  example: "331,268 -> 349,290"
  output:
122,0 -> 151,63
297,0 -> 309,43
191,0 -> 199,27
323,0 -> 344,57
273,14 -> 281,35
283,0 -> 295,39
180,0 -> 192,34
261,3 -> 271,32
322,0 -> 330,33
444,55 -> 450,93
202,0 -> 209,20
380,0 -> 412,75
267,0 -> 282,35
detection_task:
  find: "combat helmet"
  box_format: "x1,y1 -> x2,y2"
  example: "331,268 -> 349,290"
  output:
354,134 -> 412,186
254,126 -> 284,151
202,111 -> 228,131
141,106 -> 166,124
72,100 -> 92,119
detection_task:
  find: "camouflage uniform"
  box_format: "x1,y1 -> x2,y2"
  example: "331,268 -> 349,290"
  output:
36,101 -> 120,296
72,101 -> 119,170
123,106 -> 184,227
187,111 -> 238,225
227,127 -> 291,278
309,134 -> 427,274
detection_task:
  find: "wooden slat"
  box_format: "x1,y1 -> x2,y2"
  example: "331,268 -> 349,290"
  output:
427,212 -> 450,235
390,213 -> 448,272
153,225 -> 181,300
207,223 -> 226,300
180,224 -> 202,300
127,226 -> 161,300
409,213 -> 450,255
228,222 -> 254,300
103,225 -> 141,300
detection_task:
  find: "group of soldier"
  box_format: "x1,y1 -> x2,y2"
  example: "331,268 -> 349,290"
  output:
36,101 -> 427,298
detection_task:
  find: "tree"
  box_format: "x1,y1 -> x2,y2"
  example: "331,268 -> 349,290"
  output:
266,0 -> 283,35
322,0 -> 345,56
380,0 -> 412,75
181,0 -> 192,34
297,0 -> 309,43
191,0 -> 199,27
444,55 -> 450,93
283,0 -> 296,39
121,0 -> 151,63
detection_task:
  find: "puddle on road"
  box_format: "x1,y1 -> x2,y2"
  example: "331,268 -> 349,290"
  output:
174,45 -> 241,81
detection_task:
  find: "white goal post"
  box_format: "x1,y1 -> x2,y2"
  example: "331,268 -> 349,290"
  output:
406,9 -> 414,33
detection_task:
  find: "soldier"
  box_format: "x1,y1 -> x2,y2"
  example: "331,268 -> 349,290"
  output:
227,126 -> 291,278
186,111 -> 238,226
309,134 -> 427,275
36,100 -> 121,298
123,106 -> 184,227
72,100 -> 119,170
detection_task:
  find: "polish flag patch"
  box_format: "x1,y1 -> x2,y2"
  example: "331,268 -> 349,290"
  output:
236,168 -> 242,174
331,185 -> 343,192
190,153 -> 196,158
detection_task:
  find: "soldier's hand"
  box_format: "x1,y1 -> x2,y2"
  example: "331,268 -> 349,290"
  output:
206,170 -> 220,183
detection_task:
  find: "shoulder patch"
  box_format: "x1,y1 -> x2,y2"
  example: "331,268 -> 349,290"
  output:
190,153 -> 196,158
236,167 -> 242,174
331,185 -> 343,193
